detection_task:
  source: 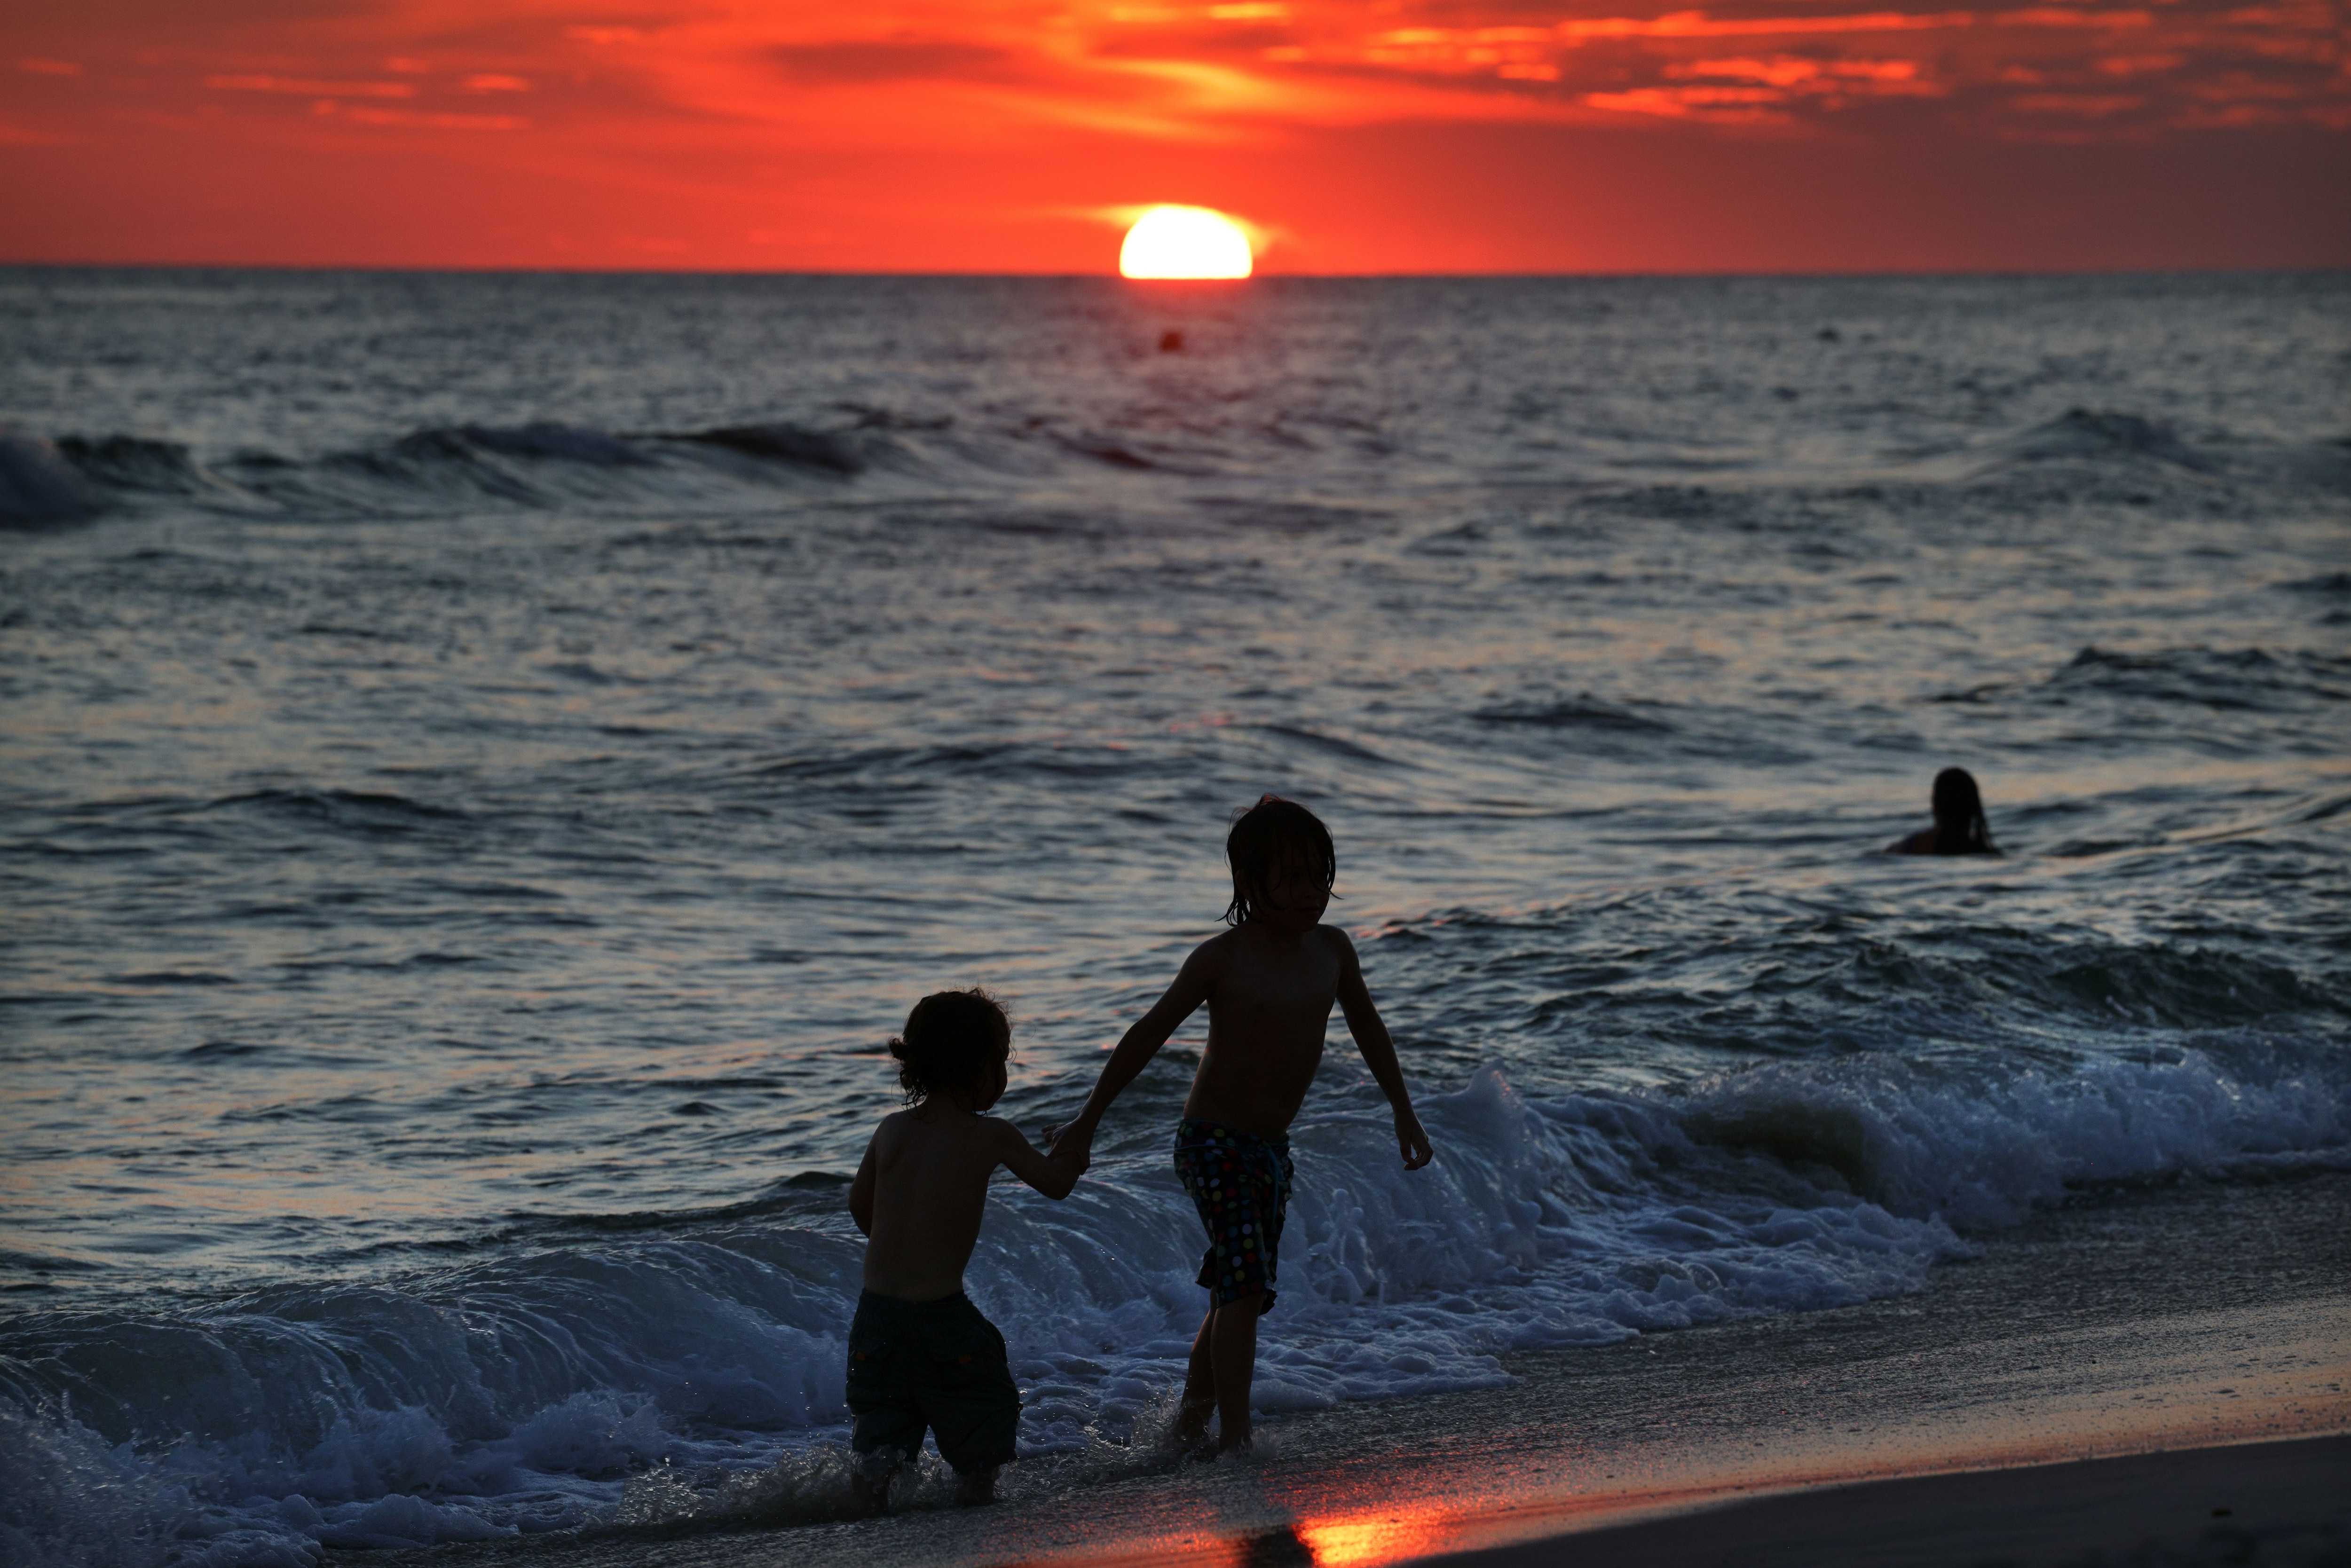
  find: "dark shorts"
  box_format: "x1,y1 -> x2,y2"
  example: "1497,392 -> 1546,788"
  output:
844,1290 -> 1019,1474
1173,1117 -> 1294,1314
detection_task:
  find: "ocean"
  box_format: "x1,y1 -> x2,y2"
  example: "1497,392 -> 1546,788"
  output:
1,268 -> 2346,1568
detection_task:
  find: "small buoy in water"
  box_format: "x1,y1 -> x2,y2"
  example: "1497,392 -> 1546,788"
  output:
1159,330 -> 1184,353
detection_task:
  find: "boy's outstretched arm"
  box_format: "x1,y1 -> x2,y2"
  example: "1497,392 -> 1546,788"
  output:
1053,940 -> 1222,1157
993,1119 -> 1088,1199
1332,930 -> 1434,1170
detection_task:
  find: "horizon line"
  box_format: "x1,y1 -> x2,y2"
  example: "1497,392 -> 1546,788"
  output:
5,260 -> 2347,281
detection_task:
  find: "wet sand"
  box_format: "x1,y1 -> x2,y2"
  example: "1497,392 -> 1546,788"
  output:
361,1171 -> 2351,1568
1425,1434 -> 2351,1567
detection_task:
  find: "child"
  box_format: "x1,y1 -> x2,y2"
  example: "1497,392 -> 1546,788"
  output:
845,988 -> 1087,1508
1052,796 -> 1433,1454
1887,766 -> 2001,855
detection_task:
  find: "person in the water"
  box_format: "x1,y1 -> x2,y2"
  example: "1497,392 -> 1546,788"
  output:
1051,796 -> 1434,1455
844,988 -> 1087,1510
1888,766 -> 2001,855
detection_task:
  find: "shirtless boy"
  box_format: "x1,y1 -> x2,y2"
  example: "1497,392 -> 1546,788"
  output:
846,988 -> 1087,1508
1052,796 -> 1434,1452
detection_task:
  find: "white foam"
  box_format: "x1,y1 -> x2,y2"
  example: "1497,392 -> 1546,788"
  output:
4,1040 -> 2343,1562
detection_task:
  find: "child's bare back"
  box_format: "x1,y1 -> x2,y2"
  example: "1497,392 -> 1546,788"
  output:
854,1102 -> 1071,1301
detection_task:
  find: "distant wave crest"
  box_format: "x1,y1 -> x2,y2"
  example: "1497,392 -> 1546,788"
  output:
18,396 -> 2344,534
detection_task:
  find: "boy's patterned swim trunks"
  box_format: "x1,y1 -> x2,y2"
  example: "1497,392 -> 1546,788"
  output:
1172,1117 -> 1294,1314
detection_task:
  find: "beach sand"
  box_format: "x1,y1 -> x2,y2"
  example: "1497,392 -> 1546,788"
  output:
363,1171 -> 2350,1568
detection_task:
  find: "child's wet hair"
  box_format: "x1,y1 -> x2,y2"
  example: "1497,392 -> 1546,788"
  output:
1223,794 -> 1336,926
887,989 -> 1011,1106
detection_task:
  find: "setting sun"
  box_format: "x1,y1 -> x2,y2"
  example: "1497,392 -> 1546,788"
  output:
1118,206 -> 1253,280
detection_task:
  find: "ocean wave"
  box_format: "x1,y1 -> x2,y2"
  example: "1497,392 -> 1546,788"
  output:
2048,646 -> 2351,713
7,405 -> 1150,528
732,739 -> 1158,795
54,436 -> 225,500
1470,696 -> 1673,733
11,402 -> 1110,531
11,394 -> 2338,533
1379,886 -> 2351,1077
666,423 -> 886,477
458,423 -> 647,467
1937,646 -> 2351,718
6,1038 -> 2343,1565
201,788 -> 474,838
1052,433 -> 1161,472
0,429 -> 109,528
1933,409 -> 2351,504
1253,724 -> 1401,768
1989,408 -> 2210,472
13,416 -> 931,527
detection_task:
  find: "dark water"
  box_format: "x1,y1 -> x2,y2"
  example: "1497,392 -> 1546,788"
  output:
1,269 -> 2347,1566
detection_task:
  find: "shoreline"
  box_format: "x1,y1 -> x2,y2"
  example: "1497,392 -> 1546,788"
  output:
365,1170 -> 2351,1568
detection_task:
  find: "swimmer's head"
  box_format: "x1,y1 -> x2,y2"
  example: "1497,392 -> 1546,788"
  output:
1224,795 -> 1335,928
887,988 -> 1011,1108
1931,767 -> 1994,853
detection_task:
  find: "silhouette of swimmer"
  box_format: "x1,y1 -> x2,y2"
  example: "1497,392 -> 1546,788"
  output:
1888,767 -> 2000,856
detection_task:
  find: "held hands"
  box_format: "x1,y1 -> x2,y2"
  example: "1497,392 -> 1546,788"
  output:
1047,1115 -> 1096,1168
1395,1107 -> 1434,1171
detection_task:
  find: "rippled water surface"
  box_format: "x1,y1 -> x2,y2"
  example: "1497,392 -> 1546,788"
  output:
2,270 -> 2348,1565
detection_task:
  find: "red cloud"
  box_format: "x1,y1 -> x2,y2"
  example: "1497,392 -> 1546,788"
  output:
0,0 -> 2343,269
205,74 -> 418,97
768,38 -> 1022,84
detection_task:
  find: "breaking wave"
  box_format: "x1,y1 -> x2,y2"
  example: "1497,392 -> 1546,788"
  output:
10,401 -> 2344,532
1989,408 -> 2210,471
5,1034 -> 2344,1565
0,429 -> 109,528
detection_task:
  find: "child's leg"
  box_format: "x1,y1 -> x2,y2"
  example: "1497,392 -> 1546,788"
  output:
1208,1292 -> 1262,1449
850,1449 -> 904,1517
845,1295 -> 923,1516
924,1298 -> 1019,1503
1179,1307 -> 1219,1444
952,1463 -> 1000,1506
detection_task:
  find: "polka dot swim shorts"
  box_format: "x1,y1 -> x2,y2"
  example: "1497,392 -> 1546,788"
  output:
1172,1117 -> 1294,1313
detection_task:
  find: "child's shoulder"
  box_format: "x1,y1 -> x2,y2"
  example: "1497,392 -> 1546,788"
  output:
1313,923 -> 1359,962
874,1104 -> 1003,1158
973,1113 -> 1029,1148
1183,928 -> 1243,969
870,1105 -> 921,1142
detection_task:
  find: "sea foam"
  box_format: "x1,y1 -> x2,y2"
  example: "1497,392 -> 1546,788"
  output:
5,1039 -> 2343,1565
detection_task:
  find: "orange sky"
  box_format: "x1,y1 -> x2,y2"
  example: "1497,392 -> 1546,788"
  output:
3,0 -> 2345,271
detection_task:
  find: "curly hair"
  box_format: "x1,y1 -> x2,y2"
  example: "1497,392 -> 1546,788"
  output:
886,988 -> 1011,1105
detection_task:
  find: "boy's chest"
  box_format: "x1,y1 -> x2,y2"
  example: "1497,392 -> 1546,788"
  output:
1218,947 -> 1340,1018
